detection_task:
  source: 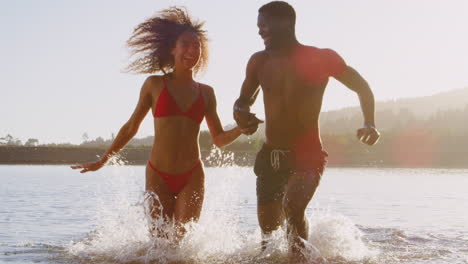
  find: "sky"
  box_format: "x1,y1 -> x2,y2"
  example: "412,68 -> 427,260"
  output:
1,0 -> 467,144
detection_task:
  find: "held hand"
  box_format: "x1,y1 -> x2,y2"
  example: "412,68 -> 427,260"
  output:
70,160 -> 105,173
357,126 -> 380,145
234,109 -> 263,129
235,111 -> 263,135
233,107 -> 261,127
240,122 -> 260,135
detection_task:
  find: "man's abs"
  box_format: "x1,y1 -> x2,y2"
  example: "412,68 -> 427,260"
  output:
263,99 -> 323,150
260,80 -> 325,149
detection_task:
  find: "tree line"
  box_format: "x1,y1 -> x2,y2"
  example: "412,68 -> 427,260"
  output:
2,104 -> 468,167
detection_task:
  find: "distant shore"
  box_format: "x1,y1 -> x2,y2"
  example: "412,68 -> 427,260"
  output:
0,146 -> 251,167
1,146 -> 467,168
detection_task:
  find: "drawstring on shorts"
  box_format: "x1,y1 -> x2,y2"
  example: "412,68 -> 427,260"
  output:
270,149 -> 289,171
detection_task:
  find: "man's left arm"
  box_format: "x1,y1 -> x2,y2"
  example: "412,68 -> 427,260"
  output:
334,66 -> 380,145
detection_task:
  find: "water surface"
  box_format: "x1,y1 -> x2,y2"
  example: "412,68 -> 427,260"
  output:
1,165 -> 467,263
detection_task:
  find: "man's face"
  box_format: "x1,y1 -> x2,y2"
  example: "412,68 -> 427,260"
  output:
257,12 -> 288,50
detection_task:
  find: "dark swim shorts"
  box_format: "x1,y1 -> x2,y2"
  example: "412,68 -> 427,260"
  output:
253,143 -> 328,205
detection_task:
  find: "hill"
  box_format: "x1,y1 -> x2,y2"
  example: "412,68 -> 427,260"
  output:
320,87 -> 468,133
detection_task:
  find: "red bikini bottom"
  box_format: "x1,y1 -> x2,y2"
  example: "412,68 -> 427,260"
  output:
147,160 -> 202,195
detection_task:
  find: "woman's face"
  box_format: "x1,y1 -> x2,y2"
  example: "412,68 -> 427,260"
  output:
171,31 -> 201,71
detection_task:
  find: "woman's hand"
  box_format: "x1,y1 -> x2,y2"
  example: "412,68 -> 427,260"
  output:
235,111 -> 263,135
70,160 -> 105,173
234,109 -> 255,128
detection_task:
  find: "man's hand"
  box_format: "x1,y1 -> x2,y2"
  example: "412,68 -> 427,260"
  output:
357,126 -> 380,145
234,109 -> 263,135
234,109 -> 263,127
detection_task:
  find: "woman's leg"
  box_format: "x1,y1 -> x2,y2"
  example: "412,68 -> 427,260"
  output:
145,164 -> 176,237
173,164 -> 205,240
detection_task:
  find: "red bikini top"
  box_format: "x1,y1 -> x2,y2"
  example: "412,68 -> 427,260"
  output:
153,79 -> 205,124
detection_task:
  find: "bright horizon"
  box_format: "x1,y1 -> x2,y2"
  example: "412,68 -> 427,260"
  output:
1,0 -> 467,144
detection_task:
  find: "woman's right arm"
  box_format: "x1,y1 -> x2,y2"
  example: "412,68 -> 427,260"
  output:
71,76 -> 156,173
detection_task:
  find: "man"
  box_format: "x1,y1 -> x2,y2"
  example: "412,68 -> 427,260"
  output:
233,1 -> 380,259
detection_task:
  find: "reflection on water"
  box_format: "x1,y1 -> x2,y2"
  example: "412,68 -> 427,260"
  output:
1,165 -> 467,263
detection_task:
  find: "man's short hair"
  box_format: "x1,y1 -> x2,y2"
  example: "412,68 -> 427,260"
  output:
259,1 -> 296,25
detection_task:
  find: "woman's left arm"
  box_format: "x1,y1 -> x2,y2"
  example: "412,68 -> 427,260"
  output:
204,85 -> 245,148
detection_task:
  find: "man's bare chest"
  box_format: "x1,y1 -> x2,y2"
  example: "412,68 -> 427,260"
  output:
257,57 -> 327,96
258,58 -> 296,92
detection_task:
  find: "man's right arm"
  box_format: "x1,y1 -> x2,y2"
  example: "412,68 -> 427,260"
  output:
234,53 -> 263,130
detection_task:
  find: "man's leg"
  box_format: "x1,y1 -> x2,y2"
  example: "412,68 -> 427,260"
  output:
254,144 -> 289,250
283,170 -> 322,256
256,168 -> 288,250
257,199 -> 285,249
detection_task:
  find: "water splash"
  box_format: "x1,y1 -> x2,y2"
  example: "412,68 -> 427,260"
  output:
66,171 -> 377,264
310,213 -> 378,262
204,146 -> 235,167
103,152 -> 128,166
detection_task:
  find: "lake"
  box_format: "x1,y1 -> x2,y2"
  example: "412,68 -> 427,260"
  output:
1,165 -> 467,264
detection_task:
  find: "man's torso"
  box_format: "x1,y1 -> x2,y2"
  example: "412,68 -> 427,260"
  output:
254,45 -> 345,150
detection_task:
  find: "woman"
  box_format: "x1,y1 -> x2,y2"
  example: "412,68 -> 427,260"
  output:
71,7 -> 258,240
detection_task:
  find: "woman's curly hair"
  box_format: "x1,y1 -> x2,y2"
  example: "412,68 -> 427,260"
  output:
126,7 -> 208,75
